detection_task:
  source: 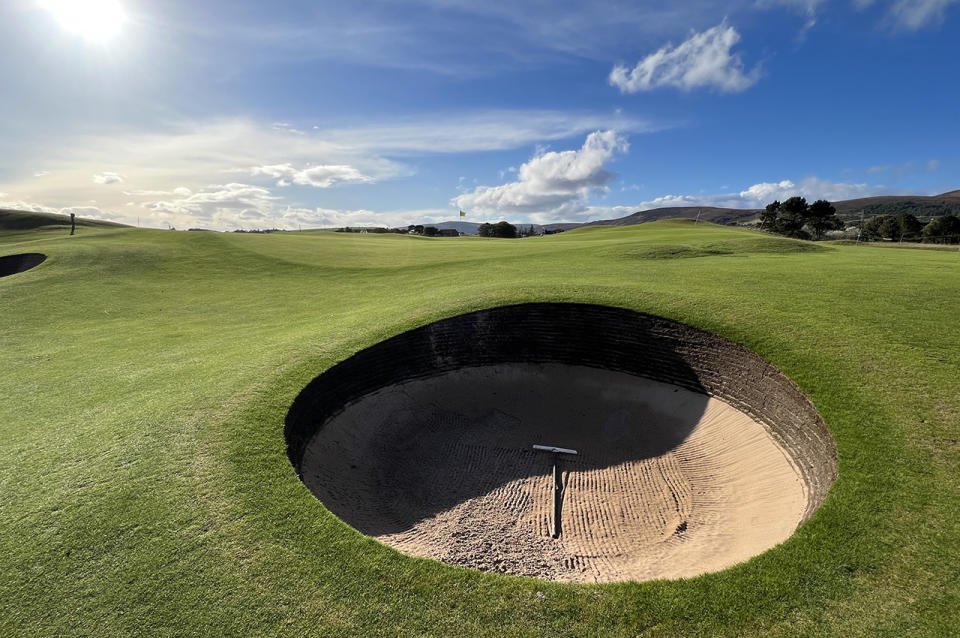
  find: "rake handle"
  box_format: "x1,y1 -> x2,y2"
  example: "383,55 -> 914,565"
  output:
552,454 -> 562,538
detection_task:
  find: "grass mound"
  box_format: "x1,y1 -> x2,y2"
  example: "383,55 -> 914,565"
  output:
600,234 -> 828,260
705,236 -> 830,254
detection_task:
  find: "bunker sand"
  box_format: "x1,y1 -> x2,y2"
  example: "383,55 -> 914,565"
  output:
301,363 -> 807,583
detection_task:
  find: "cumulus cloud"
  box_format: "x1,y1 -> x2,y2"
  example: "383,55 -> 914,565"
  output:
453,130 -> 628,218
142,183 -> 280,223
132,182 -> 456,230
132,182 -> 438,230
93,171 -> 125,185
249,163 -> 372,187
888,0 -> 959,29
609,22 -> 760,93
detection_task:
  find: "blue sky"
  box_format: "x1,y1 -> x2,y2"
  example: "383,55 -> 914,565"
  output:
1,0 -> 957,229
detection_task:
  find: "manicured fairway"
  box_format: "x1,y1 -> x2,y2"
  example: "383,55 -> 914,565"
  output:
1,221 -> 958,636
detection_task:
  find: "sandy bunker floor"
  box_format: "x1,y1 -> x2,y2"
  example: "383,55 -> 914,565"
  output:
301,363 -> 808,583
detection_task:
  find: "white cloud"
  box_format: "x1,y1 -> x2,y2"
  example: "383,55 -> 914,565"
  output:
131,181 -> 458,230
93,171 -> 125,185
33,171 -> 50,177
454,130 -> 628,218
0,112 -> 663,217
609,21 -> 760,93
142,183 -> 280,225
131,182 -> 448,230
271,207 -> 454,230
249,163 -> 372,188
888,0 -> 959,29
0,200 -> 58,213
0,112 -> 670,230
1,189 -> 455,231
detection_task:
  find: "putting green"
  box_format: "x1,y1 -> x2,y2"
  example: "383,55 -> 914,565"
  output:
1,220 -> 957,636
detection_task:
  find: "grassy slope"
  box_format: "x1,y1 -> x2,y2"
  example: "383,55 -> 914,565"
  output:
0,209 -> 129,232
1,222 -> 957,637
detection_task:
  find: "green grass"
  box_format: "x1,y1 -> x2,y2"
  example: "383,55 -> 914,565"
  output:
1,220 -> 958,636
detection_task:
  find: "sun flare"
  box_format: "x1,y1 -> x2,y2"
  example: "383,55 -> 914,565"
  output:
42,0 -> 125,42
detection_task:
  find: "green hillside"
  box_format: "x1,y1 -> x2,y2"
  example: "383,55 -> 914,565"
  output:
0,208 -> 129,232
1,222 -> 957,636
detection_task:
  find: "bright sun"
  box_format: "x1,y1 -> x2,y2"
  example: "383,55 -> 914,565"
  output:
42,0 -> 125,42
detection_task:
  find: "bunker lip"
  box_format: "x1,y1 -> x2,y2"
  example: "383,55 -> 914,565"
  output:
0,253 -> 47,278
286,303 -> 838,583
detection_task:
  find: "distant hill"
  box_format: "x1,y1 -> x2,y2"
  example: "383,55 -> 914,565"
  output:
583,206 -> 760,228
0,209 -> 130,231
830,191 -> 960,220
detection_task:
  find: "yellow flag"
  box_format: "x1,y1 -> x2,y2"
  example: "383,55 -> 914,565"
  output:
459,210 -> 466,217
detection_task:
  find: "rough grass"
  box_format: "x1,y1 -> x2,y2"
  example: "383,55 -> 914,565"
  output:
1,220 -> 958,637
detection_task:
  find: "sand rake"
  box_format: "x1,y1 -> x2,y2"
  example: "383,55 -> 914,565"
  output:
533,444 -> 578,538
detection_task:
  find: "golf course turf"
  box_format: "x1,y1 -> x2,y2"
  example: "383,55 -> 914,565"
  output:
1,219 -> 958,636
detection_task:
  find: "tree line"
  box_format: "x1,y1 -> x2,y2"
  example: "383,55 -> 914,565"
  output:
762,196 -> 960,244
858,213 -> 960,244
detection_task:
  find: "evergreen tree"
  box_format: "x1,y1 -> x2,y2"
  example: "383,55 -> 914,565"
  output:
807,199 -> 842,240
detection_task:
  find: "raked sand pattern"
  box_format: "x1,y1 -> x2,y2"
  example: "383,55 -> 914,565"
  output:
301,364 -> 807,583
